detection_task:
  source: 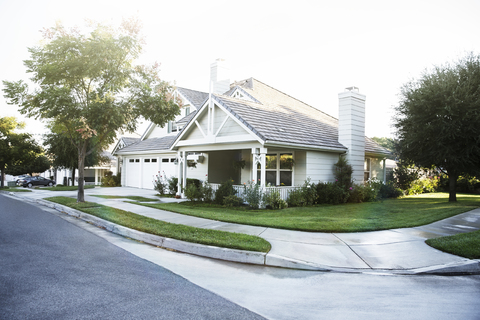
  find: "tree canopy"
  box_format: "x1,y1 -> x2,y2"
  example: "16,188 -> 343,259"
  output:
3,19 -> 181,200
394,53 -> 480,201
0,116 -> 44,187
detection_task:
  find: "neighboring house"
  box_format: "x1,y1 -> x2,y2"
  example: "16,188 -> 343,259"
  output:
114,59 -> 390,197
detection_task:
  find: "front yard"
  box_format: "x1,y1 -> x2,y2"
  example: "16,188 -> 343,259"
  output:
136,193 -> 480,233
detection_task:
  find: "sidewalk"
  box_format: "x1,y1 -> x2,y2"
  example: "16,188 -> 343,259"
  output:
3,186 -> 480,275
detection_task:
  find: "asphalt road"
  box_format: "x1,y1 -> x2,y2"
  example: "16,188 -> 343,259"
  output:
0,194 -> 266,320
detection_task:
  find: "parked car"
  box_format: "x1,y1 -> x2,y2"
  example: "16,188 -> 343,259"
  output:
15,174 -> 31,185
21,176 -> 56,188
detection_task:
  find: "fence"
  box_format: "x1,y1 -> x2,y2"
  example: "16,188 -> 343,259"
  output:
209,183 -> 301,201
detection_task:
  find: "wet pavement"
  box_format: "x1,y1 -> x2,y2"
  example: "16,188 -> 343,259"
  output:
3,186 -> 480,274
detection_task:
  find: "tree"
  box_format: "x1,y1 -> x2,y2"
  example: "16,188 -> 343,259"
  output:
6,155 -> 51,177
0,117 -> 43,187
394,53 -> 480,202
3,19 -> 180,201
43,130 -> 109,186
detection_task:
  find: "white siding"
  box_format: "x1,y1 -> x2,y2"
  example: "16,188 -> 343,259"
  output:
305,151 -> 338,183
294,150 -> 307,184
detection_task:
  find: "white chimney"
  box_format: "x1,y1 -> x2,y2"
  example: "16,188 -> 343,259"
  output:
338,87 -> 366,184
210,59 -> 230,94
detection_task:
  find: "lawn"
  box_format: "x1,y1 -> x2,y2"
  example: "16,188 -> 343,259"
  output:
43,185 -> 96,191
426,230 -> 480,259
135,193 -> 480,233
45,196 -> 271,253
91,195 -> 159,202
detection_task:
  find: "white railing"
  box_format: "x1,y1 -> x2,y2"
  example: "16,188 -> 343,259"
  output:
209,183 -> 301,201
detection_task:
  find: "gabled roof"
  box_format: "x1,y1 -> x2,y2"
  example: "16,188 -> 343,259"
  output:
211,94 -> 345,150
177,87 -> 209,109
114,135 -> 177,155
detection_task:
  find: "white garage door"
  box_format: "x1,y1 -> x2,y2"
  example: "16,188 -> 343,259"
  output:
160,157 -> 177,181
125,158 -> 141,188
142,158 -> 159,189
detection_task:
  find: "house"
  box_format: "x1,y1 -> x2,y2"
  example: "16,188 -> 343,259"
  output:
114,59 -> 390,197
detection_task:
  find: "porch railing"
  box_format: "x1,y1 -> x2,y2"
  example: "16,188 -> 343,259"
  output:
209,183 -> 301,201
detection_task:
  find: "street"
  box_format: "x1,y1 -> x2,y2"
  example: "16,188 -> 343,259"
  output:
1,193 -> 480,319
0,194 -> 265,320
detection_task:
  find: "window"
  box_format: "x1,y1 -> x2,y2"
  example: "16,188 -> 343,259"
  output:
129,159 -> 134,163
170,158 -> 176,162
185,106 -> 190,116
151,158 -> 157,163
144,159 -> 150,163
257,153 -> 294,186
162,158 -> 169,163
135,159 -> 140,163
364,158 -> 371,181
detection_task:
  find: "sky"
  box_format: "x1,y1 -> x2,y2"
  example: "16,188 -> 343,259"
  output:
1,0 -> 479,141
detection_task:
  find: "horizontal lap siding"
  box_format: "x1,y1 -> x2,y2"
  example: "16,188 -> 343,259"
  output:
306,151 -> 338,183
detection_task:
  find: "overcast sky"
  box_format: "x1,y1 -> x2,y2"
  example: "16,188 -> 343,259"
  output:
1,0 -> 479,140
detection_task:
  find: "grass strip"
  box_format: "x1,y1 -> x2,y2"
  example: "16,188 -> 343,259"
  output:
91,195 -> 159,202
45,196 -> 271,253
426,231 -> 480,259
134,193 -> 480,233
43,185 -> 96,191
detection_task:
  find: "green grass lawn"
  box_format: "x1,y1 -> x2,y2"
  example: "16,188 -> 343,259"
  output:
91,195 -> 159,202
45,196 -> 271,253
43,185 -> 96,191
426,230 -> 480,259
135,193 -> 480,233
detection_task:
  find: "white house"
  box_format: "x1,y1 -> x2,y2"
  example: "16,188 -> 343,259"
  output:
114,59 -> 390,197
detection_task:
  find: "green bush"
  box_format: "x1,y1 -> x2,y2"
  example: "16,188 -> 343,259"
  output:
334,155 -> 353,190
101,171 -> 121,187
393,161 -> 420,191
153,174 -> 168,195
287,179 -> 318,207
457,175 -> 480,193
264,188 -> 287,209
378,181 -> 403,199
185,183 -> 203,201
201,181 -> 214,203
167,177 -> 178,195
243,181 -> 264,209
316,182 -> 350,205
223,195 -> 243,207
214,179 -> 236,205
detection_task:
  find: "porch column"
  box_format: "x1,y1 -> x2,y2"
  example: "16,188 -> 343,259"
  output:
182,152 -> 187,198
177,151 -> 184,196
383,158 -> 387,183
259,148 -> 267,189
95,169 -> 98,185
251,148 -> 267,188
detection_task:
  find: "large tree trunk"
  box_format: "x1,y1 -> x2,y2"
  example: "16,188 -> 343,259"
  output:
0,164 -> 5,188
71,168 -> 76,186
77,142 -> 87,202
448,172 -> 458,202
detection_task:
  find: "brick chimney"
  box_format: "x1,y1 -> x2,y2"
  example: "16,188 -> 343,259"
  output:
210,59 -> 230,94
338,87 -> 366,184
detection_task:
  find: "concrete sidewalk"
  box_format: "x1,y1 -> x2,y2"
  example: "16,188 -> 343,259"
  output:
3,186 -> 480,275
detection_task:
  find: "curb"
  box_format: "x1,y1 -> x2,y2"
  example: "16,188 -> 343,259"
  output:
3,190 -> 480,275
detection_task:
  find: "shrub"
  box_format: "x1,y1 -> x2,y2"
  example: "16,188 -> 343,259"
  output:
184,183 -> 203,201
201,181 -> 214,203
223,195 -> 243,207
101,171 -> 121,187
153,174 -> 168,195
214,179 -> 236,205
167,177 -> 178,195
334,155 -> 353,190
316,182 -> 349,205
378,181 -> 403,199
243,180 -> 264,209
393,161 -> 420,191
286,179 -> 317,207
264,188 -> 287,209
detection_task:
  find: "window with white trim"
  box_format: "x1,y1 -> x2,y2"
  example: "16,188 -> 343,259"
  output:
257,153 -> 294,186
364,158 -> 371,181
